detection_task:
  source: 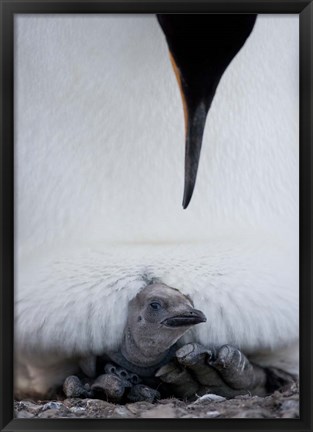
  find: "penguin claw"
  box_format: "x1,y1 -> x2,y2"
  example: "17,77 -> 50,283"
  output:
155,362 -> 180,379
127,384 -> 160,403
94,364 -> 159,403
208,344 -> 261,390
91,373 -> 129,401
63,375 -> 93,399
156,360 -> 201,399
104,362 -> 142,386
209,345 -> 246,371
104,363 -> 141,384
175,343 -> 227,390
176,342 -> 215,366
173,343 -> 268,397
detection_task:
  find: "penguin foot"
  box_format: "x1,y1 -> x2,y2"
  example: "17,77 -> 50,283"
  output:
104,363 -> 141,385
127,384 -> 160,403
207,344 -> 266,391
97,365 -> 159,403
63,375 -> 93,399
91,373 -> 132,402
156,343 -> 269,399
63,364 -> 160,404
264,366 -> 298,393
155,361 -> 201,399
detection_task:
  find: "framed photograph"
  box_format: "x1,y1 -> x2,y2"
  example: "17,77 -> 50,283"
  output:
1,1 -> 312,431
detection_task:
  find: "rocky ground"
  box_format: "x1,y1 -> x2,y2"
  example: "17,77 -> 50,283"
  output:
14,382 -> 299,419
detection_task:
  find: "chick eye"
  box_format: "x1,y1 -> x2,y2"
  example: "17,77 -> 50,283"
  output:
150,302 -> 161,311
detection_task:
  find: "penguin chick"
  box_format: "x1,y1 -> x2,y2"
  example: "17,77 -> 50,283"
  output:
105,283 -> 207,374
63,284 -> 207,403
91,283 -> 207,403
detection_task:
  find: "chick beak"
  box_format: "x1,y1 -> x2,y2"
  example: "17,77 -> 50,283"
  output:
162,308 -> 207,328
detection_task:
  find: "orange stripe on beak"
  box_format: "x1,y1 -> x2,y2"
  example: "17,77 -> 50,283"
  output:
169,51 -> 188,135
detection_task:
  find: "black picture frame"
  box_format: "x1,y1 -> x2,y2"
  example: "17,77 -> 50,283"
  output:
0,1 -> 312,431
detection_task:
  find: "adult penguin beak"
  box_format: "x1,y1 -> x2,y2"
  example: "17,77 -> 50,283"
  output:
157,14 -> 257,208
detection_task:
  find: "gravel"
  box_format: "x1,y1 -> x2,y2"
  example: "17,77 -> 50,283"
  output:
14,382 -> 299,419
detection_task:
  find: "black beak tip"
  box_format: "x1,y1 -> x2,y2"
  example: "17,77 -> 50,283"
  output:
182,197 -> 190,210
163,310 -> 207,327
182,184 -> 194,209
187,309 -> 207,325
196,313 -> 207,324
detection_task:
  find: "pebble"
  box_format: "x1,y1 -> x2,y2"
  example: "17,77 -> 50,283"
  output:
140,404 -> 177,418
69,406 -> 87,414
16,410 -> 35,419
205,410 -> 221,417
234,394 -> 251,400
126,401 -> 154,414
41,401 -> 65,411
112,406 -> 134,418
232,409 -> 273,419
84,399 -> 116,417
193,394 -> 226,403
86,399 -> 112,409
38,409 -> 64,418
158,398 -> 185,408
15,401 -> 41,415
63,398 -> 87,408
280,399 -> 299,411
